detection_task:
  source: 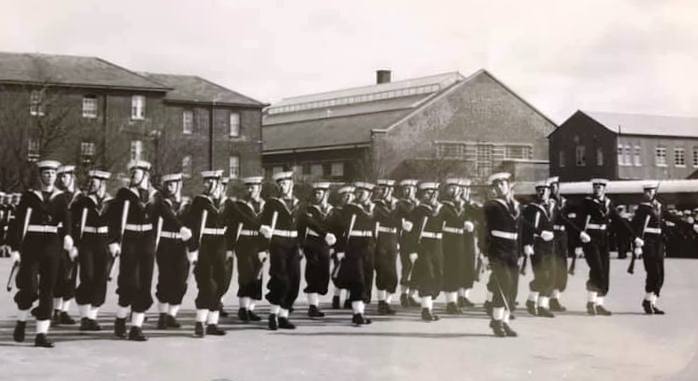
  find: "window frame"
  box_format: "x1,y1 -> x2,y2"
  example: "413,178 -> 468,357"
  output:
655,146 -> 667,167
228,155 -> 240,179
29,90 -> 45,116
575,145 -> 586,167
229,112 -> 240,138
130,140 -> 143,161
82,95 -> 98,119
674,147 -> 686,167
131,95 -> 146,120
182,110 -> 194,135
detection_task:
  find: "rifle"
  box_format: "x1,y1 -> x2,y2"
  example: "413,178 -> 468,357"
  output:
628,214 -> 650,274
407,215 -> 429,283
569,214 -> 591,275
332,212 -> 355,280
7,206 -> 33,292
108,200 -> 129,281
256,211 -> 276,280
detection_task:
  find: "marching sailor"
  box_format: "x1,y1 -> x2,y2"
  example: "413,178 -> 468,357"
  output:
522,180 -> 556,318
329,185 -> 355,309
107,160 -> 156,341
10,159 -> 74,347
153,173 -> 192,329
184,170 -> 228,337
217,176 -> 234,318
483,172 -> 520,337
575,178 -> 642,316
396,179 -> 420,308
440,178 -> 467,314
333,181 -> 376,325
458,178 -> 480,308
373,179 -> 402,315
225,176 -> 266,322
260,171 -> 302,330
548,177 -> 572,311
52,164 -> 79,326
72,169 -> 112,331
299,181 -> 336,318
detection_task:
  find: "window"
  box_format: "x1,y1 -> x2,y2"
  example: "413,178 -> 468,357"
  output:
559,150 -> 565,168
229,155 -> 240,179
624,145 -> 631,167
617,144 -> 624,166
29,90 -> 44,116
81,142 -> 95,163
655,146 -> 667,166
436,142 -> 463,158
331,162 -> 344,177
311,163 -> 323,176
182,155 -> 192,177
82,96 -> 98,118
131,95 -> 145,120
27,139 -> 40,161
229,112 -> 240,137
693,147 -> 698,167
505,145 -> 532,160
272,166 -> 283,175
675,148 -> 686,167
634,146 -> 642,166
575,145 -> 586,167
182,110 -> 194,134
596,147 -> 604,166
130,140 -> 143,161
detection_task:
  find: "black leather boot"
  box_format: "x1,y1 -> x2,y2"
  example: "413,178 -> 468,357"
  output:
114,318 -> 127,338
34,333 -> 54,348
13,321 -> 26,342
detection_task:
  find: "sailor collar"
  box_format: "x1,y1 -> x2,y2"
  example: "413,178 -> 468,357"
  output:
32,188 -> 62,202
493,197 -> 520,219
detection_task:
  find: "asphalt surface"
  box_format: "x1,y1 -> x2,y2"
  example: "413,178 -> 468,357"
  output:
0,256 -> 696,381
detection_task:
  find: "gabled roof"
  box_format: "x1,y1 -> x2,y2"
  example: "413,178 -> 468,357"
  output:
140,72 -> 265,107
581,110 -> 698,138
263,69 -> 557,153
0,52 -> 169,91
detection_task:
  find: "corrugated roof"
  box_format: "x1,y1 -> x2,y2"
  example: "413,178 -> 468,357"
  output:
263,109 -> 411,152
583,110 -> 698,138
266,71 -> 463,114
141,72 -> 264,107
0,52 -> 169,91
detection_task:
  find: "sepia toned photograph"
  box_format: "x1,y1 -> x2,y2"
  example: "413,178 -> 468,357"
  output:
0,1 -> 696,380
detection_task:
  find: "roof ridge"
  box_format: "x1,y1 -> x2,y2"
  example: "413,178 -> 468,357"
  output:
582,109 -> 698,120
93,57 -> 171,90
278,71 -> 464,102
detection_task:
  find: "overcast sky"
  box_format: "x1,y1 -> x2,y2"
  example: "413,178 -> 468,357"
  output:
1,0 -> 696,123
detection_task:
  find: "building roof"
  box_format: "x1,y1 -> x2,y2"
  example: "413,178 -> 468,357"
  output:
582,110 -> 698,138
141,72 -> 265,107
263,69 -> 557,153
0,52 -> 169,91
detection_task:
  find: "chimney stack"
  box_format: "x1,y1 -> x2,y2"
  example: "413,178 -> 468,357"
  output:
376,70 -> 391,84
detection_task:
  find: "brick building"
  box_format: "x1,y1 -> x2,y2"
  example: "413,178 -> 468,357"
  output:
549,110 -> 698,181
262,69 -> 555,183
0,52 -> 264,191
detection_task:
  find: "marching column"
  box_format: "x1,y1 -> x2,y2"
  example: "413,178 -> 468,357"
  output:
440,178 -> 466,314
10,159 -> 74,348
483,172 -> 520,337
72,170 -> 112,332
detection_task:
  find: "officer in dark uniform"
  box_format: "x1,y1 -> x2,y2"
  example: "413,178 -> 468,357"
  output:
153,173 -> 193,329
458,178 -> 480,308
52,164 -> 80,326
299,181 -> 336,318
260,171 -> 301,330
522,180 -> 556,318
403,181 -> 444,321
225,176 -> 266,322
575,178 -> 642,316
107,160 -> 156,341
329,185 -> 355,309
373,179 -> 404,315
334,181 -> 376,325
10,159 -> 74,348
184,170 -> 227,337
72,170 -> 112,331
440,178 -> 466,314
396,179 -> 419,308
483,172 -> 520,337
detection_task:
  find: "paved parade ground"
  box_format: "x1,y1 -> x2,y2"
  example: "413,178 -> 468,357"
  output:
0,257 -> 697,381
